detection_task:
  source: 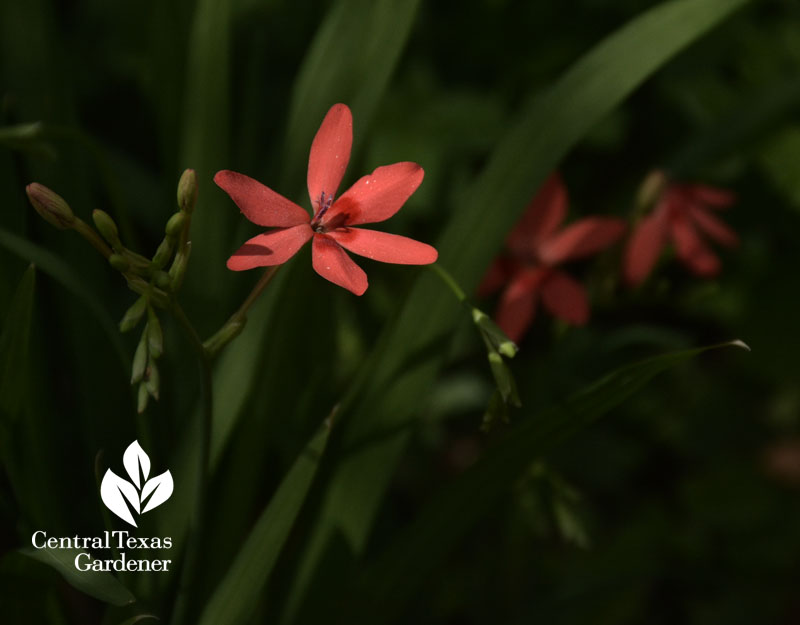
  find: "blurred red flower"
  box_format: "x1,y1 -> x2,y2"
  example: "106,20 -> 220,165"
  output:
624,178 -> 738,286
216,103 -> 437,295
479,174 -> 626,342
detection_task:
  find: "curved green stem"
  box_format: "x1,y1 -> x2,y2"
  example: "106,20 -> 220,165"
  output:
428,262 -> 467,303
203,266 -> 280,358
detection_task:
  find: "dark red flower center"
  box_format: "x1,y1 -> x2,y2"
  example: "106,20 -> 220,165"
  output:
311,191 -> 335,232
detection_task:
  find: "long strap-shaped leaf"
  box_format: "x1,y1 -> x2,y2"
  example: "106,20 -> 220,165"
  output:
282,1 -> 750,621
0,229 -> 127,368
195,420 -> 330,625
20,547 -> 136,607
342,341 -> 748,622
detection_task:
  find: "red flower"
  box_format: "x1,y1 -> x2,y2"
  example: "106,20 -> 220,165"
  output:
480,174 -> 626,343
216,104 -> 437,295
624,178 -> 738,286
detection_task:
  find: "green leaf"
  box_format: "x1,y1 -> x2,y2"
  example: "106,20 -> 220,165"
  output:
0,228 -> 128,368
285,1 -> 750,616
758,125 -> 800,210
21,547 -> 136,607
197,421 -> 331,625
0,122 -> 56,159
0,265 -> 35,426
344,341 -> 748,622
179,0 -> 232,297
282,0 -> 422,187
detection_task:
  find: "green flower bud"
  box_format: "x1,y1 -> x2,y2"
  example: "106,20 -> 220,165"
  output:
108,253 -> 129,272
165,212 -> 186,237
153,270 -> 172,291
131,330 -> 148,384
92,210 -> 121,247
472,308 -> 518,358
145,360 -> 160,400
137,381 -> 149,414
481,390 -> 509,432
147,306 -> 164,359
151,238 -> 174,269
177,169 -> 198,214
168,242 -> 191,290
487,351 -> 521,407
119,296 -> 147,332
26,183 -> 75,229
636,169 -> 667,212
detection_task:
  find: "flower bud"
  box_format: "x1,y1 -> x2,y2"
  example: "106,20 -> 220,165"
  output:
26,183 -> 75,229
119,296 -> 147,332
153,270 -> 172,291
147,308 -> 163,359
472,308 -> 518,358
165,212 -> 186,237
131,331 -> 148,384
108,254 -> 130,272
92,210 -> 121,247
145,360 -> 160,400
177,169 -> 198,214
168,242 -> 191,290
151,238 -> 174,269
137,381 -> 149,414
636,170 -> 667,211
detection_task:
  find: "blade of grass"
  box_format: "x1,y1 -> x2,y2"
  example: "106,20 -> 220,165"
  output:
179,0 -> 232,300
0,228 -> 127,368
21,547 -> 136,607
196,420 -> 331,625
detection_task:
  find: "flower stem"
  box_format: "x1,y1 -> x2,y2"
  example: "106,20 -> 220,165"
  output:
72,218 -> 113,258
203,266 -> 280,358
428,262 -> 467,303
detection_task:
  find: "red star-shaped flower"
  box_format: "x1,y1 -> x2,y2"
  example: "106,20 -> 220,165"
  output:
479,174 -> 626,342
216,103 -> 438,295
624,177 -> 738,286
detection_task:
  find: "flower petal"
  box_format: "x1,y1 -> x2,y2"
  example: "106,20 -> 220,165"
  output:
507,173 -> 568,257
324,162 -> 424,226
215,170 -> 309,227
540,271 -> 589,325
537,217 -> 626,265
495,268 -> 545,343
670,214 -> 720,277
326,228 -> 438,265
688,206 -> 739,247
226,224 -> 313,271
307,103 -> 353,212
312,233 -> 368,295
685,184 -> 735,209
477,257 -> 517,298
624,212 -> 668,286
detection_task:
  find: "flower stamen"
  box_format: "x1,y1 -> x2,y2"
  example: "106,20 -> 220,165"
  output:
312,191 -> 335,232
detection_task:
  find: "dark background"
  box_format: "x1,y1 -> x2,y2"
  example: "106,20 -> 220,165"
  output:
2,0 -> 800,623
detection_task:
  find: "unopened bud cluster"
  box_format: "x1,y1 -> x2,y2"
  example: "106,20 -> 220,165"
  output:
27,170 -> 199,414
471,307 -> 520,431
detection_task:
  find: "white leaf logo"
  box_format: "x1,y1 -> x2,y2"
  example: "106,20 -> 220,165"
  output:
100,440 -> 173,527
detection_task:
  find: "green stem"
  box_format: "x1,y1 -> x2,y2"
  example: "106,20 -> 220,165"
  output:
428,262 -> 467,303
203,266 -> 280,358
72,218 -> 112,259
170,301 -> 213,625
